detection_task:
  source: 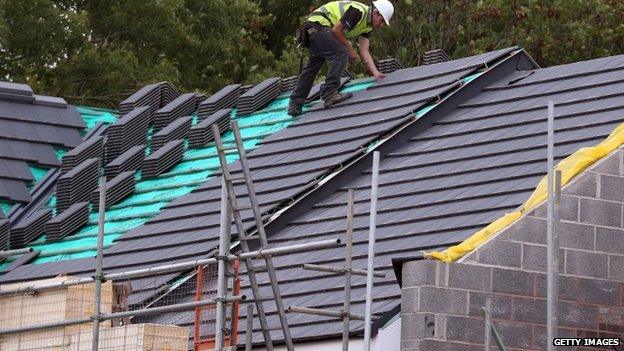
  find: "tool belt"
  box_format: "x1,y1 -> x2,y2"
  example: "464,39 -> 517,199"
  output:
296,11 -> 332,48
295,25 -> 311,48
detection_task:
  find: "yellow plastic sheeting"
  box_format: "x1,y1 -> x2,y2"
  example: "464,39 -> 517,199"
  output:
426,121 -> 624,262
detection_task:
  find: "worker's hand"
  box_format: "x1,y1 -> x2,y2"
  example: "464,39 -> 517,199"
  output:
348,49 -> 359,63
373,71 -> 386,81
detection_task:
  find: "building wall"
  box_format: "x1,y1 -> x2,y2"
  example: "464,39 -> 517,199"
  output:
400,147 -> 624,350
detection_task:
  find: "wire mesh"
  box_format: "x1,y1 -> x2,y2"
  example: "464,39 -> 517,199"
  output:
194,261 -> 241,350
0,260 -> 241,351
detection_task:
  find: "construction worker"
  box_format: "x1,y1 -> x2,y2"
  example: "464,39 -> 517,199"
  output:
288,0 -> 394,117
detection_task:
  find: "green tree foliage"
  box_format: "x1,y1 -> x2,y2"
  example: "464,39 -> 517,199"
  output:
258,0 -> 319,55
371,0 -> 624,67
0,0 -> 86,82
1,0 -> 623,108
0,0 -> 277,107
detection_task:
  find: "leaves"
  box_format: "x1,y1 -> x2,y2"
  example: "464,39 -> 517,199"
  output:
0,0 -> 277,107
1,0 -> 623,108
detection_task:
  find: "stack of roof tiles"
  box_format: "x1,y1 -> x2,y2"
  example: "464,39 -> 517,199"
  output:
105,106 -> 150,161
153,93 -> 202,131
104,145 -> 145,178
45,202 -> 89,242
239,85 -> 254,95
189,109 -> 231,149
341,70 -> 355,79
281,76 -> 299,92
377,58 -> 404,74
120,82 -> 180,117
0,219 -> 9,251
236,78 -> 282,115
160,82 -> 180,107
142,140 -> 185,179
91,171 -> 135,211
120,83 -> 161,116
61,136 -> 104,173
423,49 -> 451,65
56,158 -> 100,211
9,209 -> 51,248
151,116 -> 193,151
197,84 -> 241,120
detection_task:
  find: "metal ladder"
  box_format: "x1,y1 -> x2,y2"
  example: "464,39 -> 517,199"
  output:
211,121 -> 294,351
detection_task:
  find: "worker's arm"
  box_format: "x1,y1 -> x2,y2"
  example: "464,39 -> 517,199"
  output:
332,21 -> 359,63
359,36 -> 385,80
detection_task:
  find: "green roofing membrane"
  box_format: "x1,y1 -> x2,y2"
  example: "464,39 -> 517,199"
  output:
54,148 -> 68,161
27,164 -> 51,191
29,79 -> 374,264
0,201 -> 12,215
76,106 -> 118,130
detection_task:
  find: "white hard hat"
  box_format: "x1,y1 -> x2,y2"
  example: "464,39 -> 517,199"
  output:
373,0 -> 394,25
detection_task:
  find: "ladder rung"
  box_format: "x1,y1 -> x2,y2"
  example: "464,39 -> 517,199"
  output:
251,295 -> 274,301
264,325 -> 283,331
233,205 -> 253,211
227,175 -> 245,181
221,146 -> 240,151
249,265 -> 267,272
240,234 -> 259,241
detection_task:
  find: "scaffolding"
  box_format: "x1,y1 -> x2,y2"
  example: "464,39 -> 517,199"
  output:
0,167 -> 340,351
0,123 -> 388,351
193,260 -> 241,350
287,152 -> 386,351
212,120 -> 294,350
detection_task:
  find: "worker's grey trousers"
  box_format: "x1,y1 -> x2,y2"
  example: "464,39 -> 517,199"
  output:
289,27 -> 348,109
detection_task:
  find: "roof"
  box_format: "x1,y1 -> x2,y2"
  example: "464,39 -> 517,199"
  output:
0,81 -> 84,205
2,47 -> 624,344
0,76 -> 369,274
241,51 -> 624,342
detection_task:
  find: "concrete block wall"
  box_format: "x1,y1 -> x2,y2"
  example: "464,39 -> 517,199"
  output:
401,148 -> 624,350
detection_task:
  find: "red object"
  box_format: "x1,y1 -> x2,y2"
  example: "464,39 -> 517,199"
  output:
194,262 -> 241,350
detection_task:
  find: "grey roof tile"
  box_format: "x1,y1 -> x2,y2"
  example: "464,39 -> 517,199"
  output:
0,140 -> 58,167
33,95 -> 68,108
0,178 -> 31,202
0,81 -> 33,96
0,158 -> 33,181
0,100 -> 84,128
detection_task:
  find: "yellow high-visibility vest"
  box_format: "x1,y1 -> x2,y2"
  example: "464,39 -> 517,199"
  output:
308,1 -> 372,39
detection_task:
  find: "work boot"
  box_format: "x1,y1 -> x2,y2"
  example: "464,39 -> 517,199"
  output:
323,92 -> 353,108
287,103 -> 302,117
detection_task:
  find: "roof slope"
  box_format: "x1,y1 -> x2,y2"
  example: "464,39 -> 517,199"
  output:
105,47 -> 517,267
237,52 -> 624,342
120,48 -> 524,339
0,82 -> 84,204
0,47 -> 521,339
0,79 -> 371,281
